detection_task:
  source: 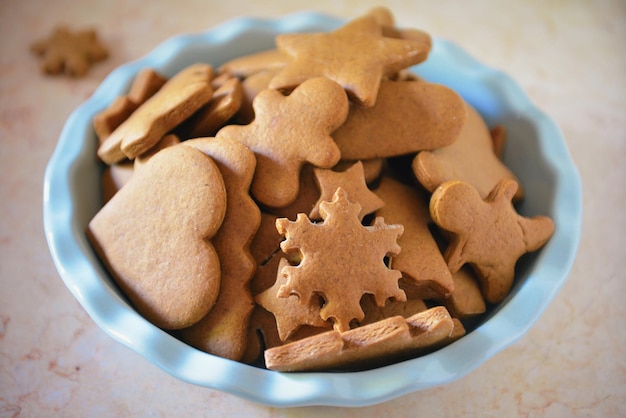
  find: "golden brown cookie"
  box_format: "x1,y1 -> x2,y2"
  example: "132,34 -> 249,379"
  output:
256,258 -> 332,341
216,77 -> 349,208
219,48 -> 289,78
184,76 -> 243,138
93,96 -> 137,142
101,161 -> 133,203
310,161 -> 384,221
264,306 -> 454,371
332,79 -> 467,160
374,176 -> 454,300
359,293 -> 427,326
31,25 -> 108,77
412,103 -> 524,200
276,187 -> 405,332
236,68 -> 280,124
126,68 -> 168,104
93,68 -> 168,142
87,144 -> 227,329
270,13 -> 430,106
444,267 -> 486,319
177,137 -> 261,360
133,134 -> 180,171
97,63 -> 214,164
429,179 -> 554,303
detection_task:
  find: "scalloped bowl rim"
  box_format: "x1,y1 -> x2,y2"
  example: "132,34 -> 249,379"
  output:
43,11 -> 582,407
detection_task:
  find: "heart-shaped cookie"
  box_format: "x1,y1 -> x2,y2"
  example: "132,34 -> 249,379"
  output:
87,144 -> 227,329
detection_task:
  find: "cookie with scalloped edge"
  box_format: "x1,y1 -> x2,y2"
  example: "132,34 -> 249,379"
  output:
178,137 -> 261,360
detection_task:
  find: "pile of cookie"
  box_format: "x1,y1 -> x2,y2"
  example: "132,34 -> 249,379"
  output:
86,7 -> 554,372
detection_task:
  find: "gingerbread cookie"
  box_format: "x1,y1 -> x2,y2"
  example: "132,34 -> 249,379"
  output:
359,293 -> 427,326
31,25 -> 108,77
133,134 -> 181,171
429,179 -> 554,303
178,137 -> 261,360
97,63 -> 214,164
413,103 -> 524,200
276,187 -> 405,332
236,68 -> 280,124
93,68 -> 168,142
101,161 -> 133,203
216,77 -> 349,208
184,76 -> 243,138
332,79 -> 467,160
264,306 -> 454,371
270,11 -> 430,106
256,258 -> 332,342
310,161 -> 384,221
374,176 -> 454,300
444,267 -> 486,319
87,144 -> 227,329
219,48 -> 289,78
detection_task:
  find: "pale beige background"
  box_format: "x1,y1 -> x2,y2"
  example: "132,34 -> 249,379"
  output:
1,0 -> 624,416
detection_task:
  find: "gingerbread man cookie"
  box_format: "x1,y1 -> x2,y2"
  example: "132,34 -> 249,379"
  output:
216,77 -> 349,208
429,179 -> 554,303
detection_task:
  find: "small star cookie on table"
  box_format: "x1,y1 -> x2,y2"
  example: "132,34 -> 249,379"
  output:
31,25 -> 108,77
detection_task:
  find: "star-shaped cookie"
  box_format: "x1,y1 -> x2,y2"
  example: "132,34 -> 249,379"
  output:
255,258 -> 331,341
216,77 -> 349,208
269,14 -> 430,107
310,161 -> 384,221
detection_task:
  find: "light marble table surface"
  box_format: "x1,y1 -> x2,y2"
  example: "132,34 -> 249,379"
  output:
1,0 -> 624,416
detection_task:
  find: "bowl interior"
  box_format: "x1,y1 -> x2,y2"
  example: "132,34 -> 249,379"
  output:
43,12 -> 582,407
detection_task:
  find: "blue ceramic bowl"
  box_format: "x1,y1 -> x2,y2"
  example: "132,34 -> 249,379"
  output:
43,12 -> 582,407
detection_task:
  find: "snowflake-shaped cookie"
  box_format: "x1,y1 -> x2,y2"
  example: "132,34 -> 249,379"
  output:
31,26 -> 108,77
276,187 -> 405,332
